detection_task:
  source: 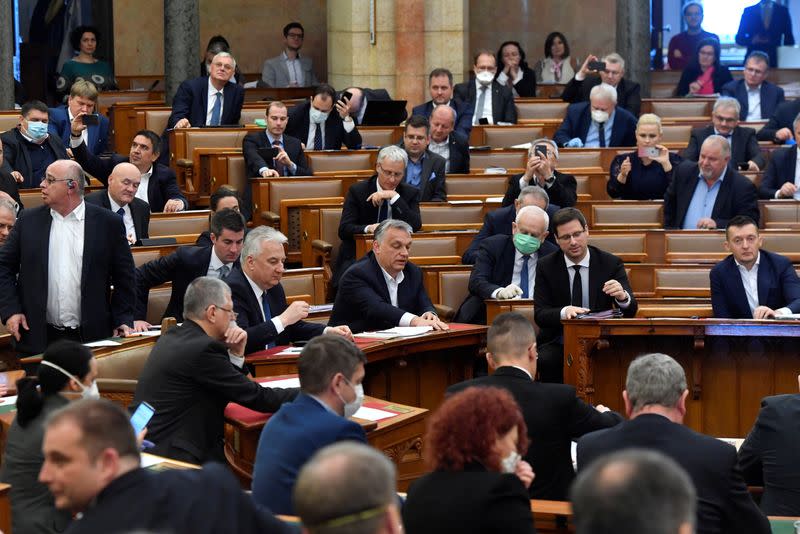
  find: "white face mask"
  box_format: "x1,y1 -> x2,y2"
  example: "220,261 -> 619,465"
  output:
309,107 -> 330,124
500,451 -> 521,474
40,360 -> 100,399
337,378 -> 364,419
591,109 -> 610,124
476,71 -> 494,86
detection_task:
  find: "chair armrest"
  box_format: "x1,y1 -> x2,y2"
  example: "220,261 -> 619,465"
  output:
312,239 -> 333,255
434,304 -> 455,322
176,159 -> 193,168
260,210 -> 280,226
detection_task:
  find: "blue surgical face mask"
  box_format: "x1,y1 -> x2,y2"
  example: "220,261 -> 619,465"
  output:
26,120 -> 49,141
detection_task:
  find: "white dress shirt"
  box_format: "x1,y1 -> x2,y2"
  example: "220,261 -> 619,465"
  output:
283,51 -> 304,86
735,252 -> 792,316
206,248 -> 233,279
67,108 -> 89,146
135,167 -> 152,204
472,79 -> 494,125
243,271 -> 285,336
746,84 -> 762,121
206,78 -> 225,126
491,250 -> 538,298
363,180 -> 400,233
559,249 -> 631,319
47,202 -> 85,327
379,266 -> 415,327
429,139 -> 450,172
305,111 -> 355,148
108,193 -> 136,244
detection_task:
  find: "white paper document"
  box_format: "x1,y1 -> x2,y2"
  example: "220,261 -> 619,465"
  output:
260,377 -> 301,389
379,326 -> 433,336
84,340 -> 121,347
0,395 -> 18,408
276,347 -> 304,355
140,453 -> 164,468
353,406 -> 398,421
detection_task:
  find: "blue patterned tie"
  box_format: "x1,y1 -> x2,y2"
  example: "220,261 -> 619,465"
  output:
261,292 -> 275,348
519,255 -> 530,298
313,124 -> 323,150
210,92 -> 222,126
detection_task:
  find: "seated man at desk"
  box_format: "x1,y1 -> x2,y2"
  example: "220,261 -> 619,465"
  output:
401,115 -> 447,202
454,50 -> 517,125
285,83 -> 361,150
226,225 -> 351,355
412,68 -> 474,138
243,100 -> 310,178
500,137 -> 578,208
252,336 -> 368,515
759,112 -> 800,200
455,205 -> 557,324
329,219 -> 447,334
84,162 -> 150,245
553,83 -> 637,148
534,207 -> 637,383
710,215 -> 800,319
428,104 -> 470,174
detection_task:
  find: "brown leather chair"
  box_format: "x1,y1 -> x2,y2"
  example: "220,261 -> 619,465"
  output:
662,124 -> 693,145
654,267 -> 711,298
145,285 -> 173,325
436,271 -> 471,320
483,126 -> 544,149
408,236 -> 460,265
469,151 -> 526,170
420,204 -> 484,230
306,152 -> 374,174
588,234 -> 648,262
651,100 -> 712,119
132,249 -> 163,268
240,108 -> 264,125
665,233 -> 727,263
280,268 -> 327,305
149,212 -> 210,241
226,155 -> 249,194
591,203 -> 663,229
761,203 -> 800,229
515,101 -> 570,121
761,233 -> 800,259
144,109 -> 171,136
359,128 -> 399,147
557,151 -> 602,169
96,343 -> 156,408
19,190 -> 46,209
446,176 -> 508,198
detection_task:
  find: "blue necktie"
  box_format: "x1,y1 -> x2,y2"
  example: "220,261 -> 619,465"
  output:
378,200 -> 389,222
313,124 -> 323,150
116,207 -> 125,217
210,92 -> 222,126
519,255 -> 530,298
598,122 -> 606,148
262,292 -> 275,348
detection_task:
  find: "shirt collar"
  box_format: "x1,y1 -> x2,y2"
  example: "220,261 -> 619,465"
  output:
430,138 -> 449,148
208,247 -> 228,271
282,50 -> 301,60
142,166 -> 153,179
735,251 -> 761,271
107,193 -> 126,212
266,132 -> 283,145
747,83 -> 762,92
564,248 -> 591,269
307,393 -> 338,414
380,264 -> 405,284
698,165 -> 727,183
243,270 -> 265,299
50,200 -> 86,222
18,126 -> 47,144
207,77 -> 224,97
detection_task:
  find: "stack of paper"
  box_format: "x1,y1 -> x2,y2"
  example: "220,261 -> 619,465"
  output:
260,377 -> 301,389
354,326 -> 433,339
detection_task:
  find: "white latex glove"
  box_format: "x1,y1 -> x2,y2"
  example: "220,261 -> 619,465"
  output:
497,284 -> 523,300
565,137 -> 584,148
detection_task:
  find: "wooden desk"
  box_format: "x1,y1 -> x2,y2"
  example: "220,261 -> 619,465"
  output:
562,318 -> 800,436
0,482 -> 10,534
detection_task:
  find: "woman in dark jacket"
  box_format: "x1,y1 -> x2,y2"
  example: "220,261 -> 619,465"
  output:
495,41 -> 537,97
676,38 -> 732,97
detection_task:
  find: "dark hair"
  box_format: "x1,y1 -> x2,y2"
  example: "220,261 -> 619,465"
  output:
544,31 -> 570,59
552,207 -> 587,237
70,25 -> 100,52
21,100 -> 49,118
312,83 -> 337,101
691,37 -> 722,71
283,22 -> 304,38
745,50 -> 770,68
298,336 -> 367,395
210,207 -> 245,237
16,341 -> 92,427
428,68 -> 453,86
725,215 -> 759,238
683,1 -> 703,16
496,41 -> 529,72
473,49 -> 496,66
132,129 -> 161,155
405,114 -> 430,136
210,186 -> 240,212
487,312 -> 535,358
205,35 -> 230,53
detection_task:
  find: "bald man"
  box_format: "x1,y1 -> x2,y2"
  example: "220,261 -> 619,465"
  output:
85,162 -> 151,245
428,105 -> 470,174
0,197 -> 16,247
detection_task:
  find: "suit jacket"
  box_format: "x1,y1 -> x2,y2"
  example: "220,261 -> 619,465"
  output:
500,67 -> 537,97
285,101 -> 362,150
736,3 -> 795,68
0,129 -> 68,189
47,105 -> 109,154
242,131 -> 310,177
534,245 -> 637,344
561,75 -> 642,116
759,145 -> 799,198
84,190 -> 150,244
739,393 -> 800,516
757,99 -> 800,142
260,54 -> 318,88
553,102 -> 637,148
0,204 -> 135,354
710,250 -> 800,318
448,367 -> 622,499
0,170 -> 22,208
132,320 -> 299,463
578,414 -> 771,534
721,79 -> 785,121
72,141 -> 187,213
166,76 -> 244,128
446,131 -> 471,174
411,99 -> 474,139
403,149 -> 447,202
225,266 -> 325,354
682,125 -> 765,169
251,393 -> 367,515
501,169 -> 578,208
403,464 -> 535,534
676,64 -> 734,97
64,465 -> 295,534
664,161 -> 760,229
329,252 -> 435,333
453,80 -> 517,124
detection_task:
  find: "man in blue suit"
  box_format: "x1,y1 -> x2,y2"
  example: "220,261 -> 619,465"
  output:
759,113 -> 800,199
710,215 -> 800,319
48,80 -> 109,154
411,68 -> 474,139
252,335 -> 368,515
554,83 -> 637,148
721,52 -> 785,122
736,0 -> 794,68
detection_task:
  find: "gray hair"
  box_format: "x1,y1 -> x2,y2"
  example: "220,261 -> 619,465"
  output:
376,145 -> 408,168
793,111 -> 800,132
294,442 -> 397,534
713,96 -> 741,117
603,52 -> 625,70
571,448 -> 696,534
212,51 -> 237,70
183,276 -> 231,322
515,204 -> 549,229
590,83 -> 617,104
374,219 -> 413,242
528,137 -> 559,160
625,353 -> 687,412
702,134 -> 732,158
241,225 -> 287,262
518,185 -> 550,208
0,198 -> 17,216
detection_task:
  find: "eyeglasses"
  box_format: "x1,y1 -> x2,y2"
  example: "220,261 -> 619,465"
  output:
378,164 -> 404,179
211,305 -> 238,320
42,177 -> 70,186
556,229 -> 586,243
713,114 -> 737,124
287,32 -> 304,39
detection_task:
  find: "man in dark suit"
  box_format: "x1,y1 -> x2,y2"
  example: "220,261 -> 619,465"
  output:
47,80 -> 109,155
242,101 -> 310,178
577,353 -> 771,534
710,215 -> 800,319
342,86 -> 407,125
428,104 -> 469,174
195,187 -> 241,247
400,115 -> 446,202
0,160 -> 136,356
739,378 -> 800,516
682,97 -> 765,171
759,114 -> 800,199
39,398 -> 295,534
449,313 -> 622,500
554,84 -> 638,148
252,336 -> 368,515
135,208 -> 245,328
561,53 -> 642,116
330,219 -> 446,334
84,162 -> 150,245
334,145 -> 421,284
227,226 -> 351,355
454,50 -> 517,125
412,68 -> 474,138
0,101 -> 68,189
721,52 -> 785,122
534,207 -> 637,382
285,83 -> 362,150
736,0 -> 794,68
757,99 -> 800,143
665,135 -> 760,230
132,276 -> 299,464
455,206 -> 557,324
501,138 -> 578,208
72,129 -> 187,213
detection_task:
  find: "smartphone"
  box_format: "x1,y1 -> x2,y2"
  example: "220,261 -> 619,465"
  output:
131,401 -> 155,435
738,162 -> 750,171
81,114 -> 100,126
638,146 -> 660,158
478,117 -> 490,125
341,90 -> 353,103
257,147 -> 280,161
588,61 -> 606,72
534,145 -> 548,158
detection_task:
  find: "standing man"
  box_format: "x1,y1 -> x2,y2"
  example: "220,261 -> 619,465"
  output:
722,52 -> 785,121
261,22 -> 318,88
48,80 -> 109,155
168,52 -> 244,129
0,160 -> 136,355
501,138 -> 577,208
668,2 -> 719,70
736,0 -> 794,68
243,101 -> 310,178
401,115 -> 447,202
759,112 -> 800,199
554,84 -> 638,149
428,105 -> 470,174
285,83 -> 362,150
412,68 -> 474,138
84,162 -> 150,245
1,101 -> 68,189
454,51 -> 517,125
562,53 -> 641,117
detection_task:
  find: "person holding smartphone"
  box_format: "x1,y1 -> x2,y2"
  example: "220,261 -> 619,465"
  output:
607,114 -> 682,200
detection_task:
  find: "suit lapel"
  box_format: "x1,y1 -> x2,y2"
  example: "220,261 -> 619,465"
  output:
492,82 -> 502,120
756,253 -> 773,306
578,107 -> 592,143
500,238 -> 516,285
148,168 -> 160,209
200,80 -> 209,125
81,205 -> 95,289
710,174 -> 733,220
418,152 -> 434,195
738,82 -> 749,118
725,258 -> 752,316
368,254 -> 392,303
36,208 -> 53,292
221,82 -> 234,124
16,131 -> 33,183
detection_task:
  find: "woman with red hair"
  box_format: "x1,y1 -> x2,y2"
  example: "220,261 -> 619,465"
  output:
402,387 -> 536,533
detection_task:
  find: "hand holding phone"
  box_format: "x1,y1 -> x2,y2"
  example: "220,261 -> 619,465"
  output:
257,147 -> 280,161
81,114 -> 100,126
534,145 -> 548,158
587,61 -> 606,72
638,146 -> 660,158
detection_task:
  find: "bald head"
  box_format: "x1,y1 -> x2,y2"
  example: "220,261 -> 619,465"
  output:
430,105 -> 456,143
42,160 -> 85,215
107,162 -> 142,207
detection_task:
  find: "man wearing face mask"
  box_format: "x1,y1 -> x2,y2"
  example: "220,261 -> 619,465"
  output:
0,101 -> 68,189
455,206 -> 557,325
554,83 -> 637,149
454,50 -> 517,125
285,83 -> 362,150
251,335 -> 368,516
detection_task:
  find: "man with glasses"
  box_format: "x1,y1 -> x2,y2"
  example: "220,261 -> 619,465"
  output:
683,96 -> 765,171
501,138 -> 577,208
261,22 -> 318,88
132,276 -> 299,464
562,52 -> 641,117
534,207 -> 637,383
722,52 -> 784,122
85,162 -> 150,245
